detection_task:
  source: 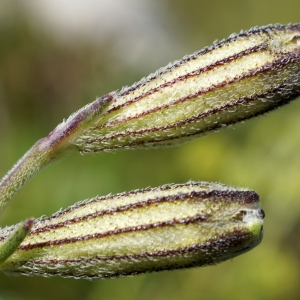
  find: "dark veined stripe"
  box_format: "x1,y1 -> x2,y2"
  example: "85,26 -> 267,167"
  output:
108,50 -> 294,128
108,51 -> 299,125
104,43 -> 268,117
32,231 -> 253,263
117,24 -> 292,97
16,231 -> 253,278
83,85 -> 285,151
10,230 -> 257,279
30,189 -> 258,234
20,214 -> 212,250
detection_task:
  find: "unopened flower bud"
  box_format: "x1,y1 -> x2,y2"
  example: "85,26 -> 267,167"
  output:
0,182 -> 264,279
70,24 -> 300,152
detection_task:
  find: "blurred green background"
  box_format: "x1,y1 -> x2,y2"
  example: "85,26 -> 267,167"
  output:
0,1 -> 300,299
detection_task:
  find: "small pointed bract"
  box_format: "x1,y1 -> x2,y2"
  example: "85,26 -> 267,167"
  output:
0,219 -> 33,264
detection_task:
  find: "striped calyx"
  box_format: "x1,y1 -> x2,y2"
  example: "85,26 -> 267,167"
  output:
67,23 -> 300,153
0,182 -> 264,279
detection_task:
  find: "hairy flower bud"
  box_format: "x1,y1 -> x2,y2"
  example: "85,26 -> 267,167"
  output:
0,182 -> 264,279
69,24 -> 300,152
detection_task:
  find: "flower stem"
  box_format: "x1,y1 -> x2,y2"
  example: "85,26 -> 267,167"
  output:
0,93 -> 114,213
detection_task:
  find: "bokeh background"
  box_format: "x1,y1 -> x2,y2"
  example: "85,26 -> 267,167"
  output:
0,1 -> 300,299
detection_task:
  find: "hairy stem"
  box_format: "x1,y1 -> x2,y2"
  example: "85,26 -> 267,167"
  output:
0,94 -> 113,213
0,141 -> 53,212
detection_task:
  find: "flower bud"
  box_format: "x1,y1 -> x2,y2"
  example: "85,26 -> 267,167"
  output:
0,182 -> 264,279
70,24 -> 300,152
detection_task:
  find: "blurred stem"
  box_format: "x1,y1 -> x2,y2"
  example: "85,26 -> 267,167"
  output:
0,93 -> 114,213
0,138 -> 60,213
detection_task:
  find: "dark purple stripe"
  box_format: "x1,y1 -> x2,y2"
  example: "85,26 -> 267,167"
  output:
118,23 -> 294,97
110,44 -> 267,117
22,214 -> 217,250
14,230 -> 254,278
30,190 -> 258,235
88,85 -> 279,146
